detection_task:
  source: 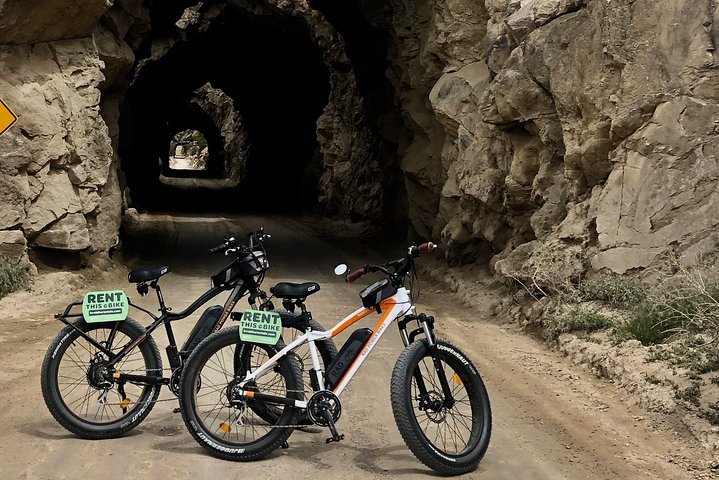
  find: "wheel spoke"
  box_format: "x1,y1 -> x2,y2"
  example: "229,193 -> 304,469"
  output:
52,324 -> 155,427
405,348 -> 481,457
191,338 -> 294,450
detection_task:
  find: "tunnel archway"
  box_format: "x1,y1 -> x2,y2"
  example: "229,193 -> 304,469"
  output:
168,129 -> 209,172
119,4 -> 331,211
161,105 -> 226,179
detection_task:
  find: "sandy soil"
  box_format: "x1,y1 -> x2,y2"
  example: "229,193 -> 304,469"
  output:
0,213 -> 714,479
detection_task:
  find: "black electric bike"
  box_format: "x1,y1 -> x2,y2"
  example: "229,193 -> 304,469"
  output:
40,229 -> 336,439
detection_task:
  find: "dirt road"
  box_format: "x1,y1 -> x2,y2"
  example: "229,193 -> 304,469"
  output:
0,213 -> 710,479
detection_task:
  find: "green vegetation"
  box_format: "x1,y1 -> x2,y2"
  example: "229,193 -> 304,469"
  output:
579,273 -> 646,306
701,403 -> 719,426
507,255 -> 719,415
0,256 -> 31,299
522,263 -> 719,347
542,304 -> 612,340
616,304 -> 675,346
674,380 -> 702,407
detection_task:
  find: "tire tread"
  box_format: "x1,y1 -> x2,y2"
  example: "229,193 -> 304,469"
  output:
40,318 -> 162,439
390,339 -> 491,475
179,328 -> 303,461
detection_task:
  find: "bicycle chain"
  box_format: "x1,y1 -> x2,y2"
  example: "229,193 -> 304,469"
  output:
108,355 -> 316,430
105,366 -> 308,412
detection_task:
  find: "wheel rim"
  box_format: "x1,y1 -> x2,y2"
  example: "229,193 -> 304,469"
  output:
192,342 -> 290,446
410,354 -> 481,456
56,326 -> 152,425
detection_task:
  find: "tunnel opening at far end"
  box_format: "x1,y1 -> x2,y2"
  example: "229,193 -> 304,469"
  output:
118,6 -> 331,213
168,129 -> 209,173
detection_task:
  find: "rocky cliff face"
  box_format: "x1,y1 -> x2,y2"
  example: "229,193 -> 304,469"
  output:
0,0 -> 145,261
378,0 -> 719,277
0,0 -> 717,279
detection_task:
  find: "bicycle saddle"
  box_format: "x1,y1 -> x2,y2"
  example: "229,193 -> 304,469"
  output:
128,266 -> 170,283
270,282 -> 320,299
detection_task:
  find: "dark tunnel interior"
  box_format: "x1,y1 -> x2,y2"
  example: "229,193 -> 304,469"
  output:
117,0 -> 405,230
119,6 -> 331,212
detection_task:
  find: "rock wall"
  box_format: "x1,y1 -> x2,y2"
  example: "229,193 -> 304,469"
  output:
0,1 -> 146,261
1,0 -> 718,279
190,82 -> 248,184
0,40 -> 111,257
378,0 -> 719,275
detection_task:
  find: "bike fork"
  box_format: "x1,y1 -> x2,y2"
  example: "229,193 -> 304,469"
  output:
399,314 -> 455,408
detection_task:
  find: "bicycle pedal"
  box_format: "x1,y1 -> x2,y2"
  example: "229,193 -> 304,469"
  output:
173,407 -> 181,414
281,441 -> 289,449
325,434 -> 344,444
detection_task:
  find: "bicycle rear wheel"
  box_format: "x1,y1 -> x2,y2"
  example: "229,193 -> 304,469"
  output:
179,327 -> 303,461
236,318 -> 336,425
41,318 -> 162,438
391,339 -> 491,475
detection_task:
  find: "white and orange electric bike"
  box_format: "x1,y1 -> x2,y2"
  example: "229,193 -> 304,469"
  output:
177,243 -> 492,475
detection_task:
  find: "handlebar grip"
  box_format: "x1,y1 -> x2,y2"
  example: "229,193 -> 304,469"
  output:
345,268 -> 366,283
418,242 -> 437,254
208,243 -> 226,255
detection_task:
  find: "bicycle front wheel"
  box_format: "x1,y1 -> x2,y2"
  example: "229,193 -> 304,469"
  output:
391,339 -> 492,475
179,327 -> 303,461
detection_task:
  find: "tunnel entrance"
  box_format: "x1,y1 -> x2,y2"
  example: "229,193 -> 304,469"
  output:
119,5 -> 330,212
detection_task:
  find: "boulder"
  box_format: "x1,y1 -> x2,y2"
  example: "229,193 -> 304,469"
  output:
0,230 -> 27,259
0,131 -> 32,175
34,213 -> 91,251
0,173 -> 29,230
24,170 -> 82,236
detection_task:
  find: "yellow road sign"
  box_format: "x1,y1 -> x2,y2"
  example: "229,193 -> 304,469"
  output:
0,97 -> 17,137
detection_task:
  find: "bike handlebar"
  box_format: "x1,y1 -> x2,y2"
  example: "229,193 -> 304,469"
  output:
208,229 -> 271,255
209,238 -> 234,255
345,242 -> 437,283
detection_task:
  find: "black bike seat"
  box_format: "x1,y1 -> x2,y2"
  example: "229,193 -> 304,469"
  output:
128,266 -> 170,283
270,282 -> 320,299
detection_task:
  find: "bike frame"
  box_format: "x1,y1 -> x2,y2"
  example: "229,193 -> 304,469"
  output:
54,278 -> 258,383
237,287 -> 418,408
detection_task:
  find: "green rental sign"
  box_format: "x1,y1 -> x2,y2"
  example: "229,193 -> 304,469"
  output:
238,309 -> 282,345
82,290 -> 129,323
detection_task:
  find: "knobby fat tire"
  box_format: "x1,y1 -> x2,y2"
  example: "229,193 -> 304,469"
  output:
40,318 -> 162,439
390,338 -> 492,475
179,327 -> 303,461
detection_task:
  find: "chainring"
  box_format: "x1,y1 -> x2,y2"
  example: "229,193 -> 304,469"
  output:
307,390 -> 342,426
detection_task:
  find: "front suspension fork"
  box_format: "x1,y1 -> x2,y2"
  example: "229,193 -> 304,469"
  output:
398,313 -> 455,408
